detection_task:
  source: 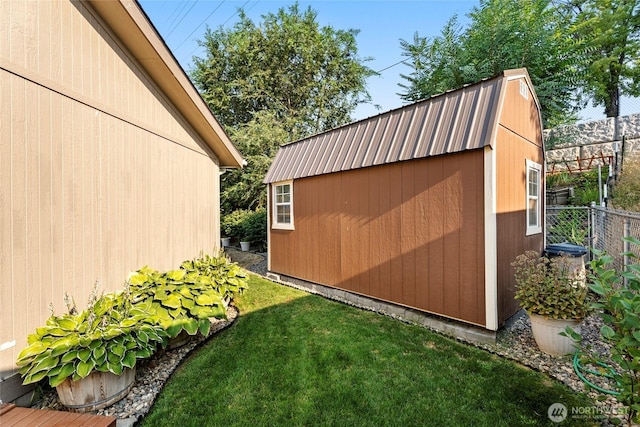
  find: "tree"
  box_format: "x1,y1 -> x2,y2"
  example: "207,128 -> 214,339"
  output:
191,3 -> 375,210
399,16 -> 475,101
563,0 -> 640,117
221,111 -> 288,213
399,0 -> 585,127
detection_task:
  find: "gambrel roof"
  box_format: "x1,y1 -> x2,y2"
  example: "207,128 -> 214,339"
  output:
264,68 -> 538,183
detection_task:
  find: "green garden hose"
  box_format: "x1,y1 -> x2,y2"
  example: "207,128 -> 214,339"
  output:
573,351 -> 621,396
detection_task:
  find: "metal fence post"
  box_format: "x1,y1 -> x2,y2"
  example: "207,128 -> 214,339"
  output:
624,218 -> 631,286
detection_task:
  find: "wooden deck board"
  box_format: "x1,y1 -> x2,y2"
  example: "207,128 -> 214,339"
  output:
0,403 -> 116,427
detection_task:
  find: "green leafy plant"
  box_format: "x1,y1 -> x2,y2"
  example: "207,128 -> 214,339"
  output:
611,157 -> 640,212
221,209 -> 252,239
512,251 -> 591,320
241,209 -> 267,250
565,238 -> 640,425
180,252 -> 249,307
16,285 -> 166,387
221,209 -> 267,250
548,208 -> 589,245
128,267 -> 227,339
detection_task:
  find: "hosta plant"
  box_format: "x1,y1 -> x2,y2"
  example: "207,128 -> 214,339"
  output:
128,266 -> 228,338
512,251 -> 591,320
180,252 -> 249,307
16,285 -> 166,387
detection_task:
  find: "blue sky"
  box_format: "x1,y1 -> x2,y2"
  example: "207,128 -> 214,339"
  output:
138,0 -> 615,123
139,0 -> 478,121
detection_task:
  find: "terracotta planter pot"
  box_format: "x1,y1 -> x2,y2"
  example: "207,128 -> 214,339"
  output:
529,312 -> 581,357
56,367 -> 135,413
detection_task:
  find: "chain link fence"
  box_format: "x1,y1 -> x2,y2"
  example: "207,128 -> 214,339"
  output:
546,205 -> 640,271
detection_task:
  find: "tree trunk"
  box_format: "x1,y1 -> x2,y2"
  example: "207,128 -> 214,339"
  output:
604,70 -> 620,118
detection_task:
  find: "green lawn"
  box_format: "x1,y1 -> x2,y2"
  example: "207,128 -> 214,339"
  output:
140,275 -> 596,427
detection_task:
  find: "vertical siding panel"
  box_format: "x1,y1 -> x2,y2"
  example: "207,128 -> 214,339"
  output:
70,102 -> 83,296
368,168 -> 381,297
329,174 -> 342,285
72,3 -> 83,93
377,166 -> 392,300
427,157 -> 444,314
357,169 -> 370,295
24,0 -> 38,71
36,46 -> 55,321
11,75 -> 28,367
476,153 -> 486,325
49,0 -> 61,84
25,81 -> 40,338
62,97 -> 75,300
82,7 -> 93,101
80,107 -> 90,289
388,163 -> 403,303
442,156 -> 461,319
400,161 -> 416,307
0,1 -> 8,61
309,176 -> 323,283
9,0 -> 25,67
458,152 -> 480,324
60,2 -> 72,90
50,80 -> 64,314
37,0 -> 50,78
0,71 -> 14,373
340,172 -> 355,291
414,160 -> 430,310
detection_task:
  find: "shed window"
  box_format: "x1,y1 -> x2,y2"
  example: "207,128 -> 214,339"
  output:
526,160 -> 542,235
520,80 -> 529,100
273,181 -> 294,230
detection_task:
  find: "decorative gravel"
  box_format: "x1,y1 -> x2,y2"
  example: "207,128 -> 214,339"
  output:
31,258 -> 630,426
476,313 -> 628,426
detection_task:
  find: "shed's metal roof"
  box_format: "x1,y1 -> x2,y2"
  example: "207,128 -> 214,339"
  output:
264,69 -> 532,183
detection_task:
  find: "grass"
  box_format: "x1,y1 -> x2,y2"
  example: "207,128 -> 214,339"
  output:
140,275 -> 596,427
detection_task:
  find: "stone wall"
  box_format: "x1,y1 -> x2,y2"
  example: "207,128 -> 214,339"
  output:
545,114 -> 640,172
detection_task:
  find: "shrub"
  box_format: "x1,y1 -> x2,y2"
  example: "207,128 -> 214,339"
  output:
512,251 -> 591,320
611,157 -> 640,212
221,209 -> 267,250
241,209 -> 267,249
221,209 -> 250,238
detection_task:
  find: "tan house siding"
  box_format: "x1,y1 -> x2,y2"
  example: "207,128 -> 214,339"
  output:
495,78 -> 545,326
0,0 -> 223,379
270,150 -> 486,327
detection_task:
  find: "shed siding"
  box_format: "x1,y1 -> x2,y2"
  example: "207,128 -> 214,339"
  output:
270,150 -> 486,326
1,1 -> 220,376
495,78 -> 544,326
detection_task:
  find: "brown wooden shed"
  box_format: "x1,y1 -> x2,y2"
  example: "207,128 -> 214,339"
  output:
0,0 -> 243,403
264,68 -> 544,333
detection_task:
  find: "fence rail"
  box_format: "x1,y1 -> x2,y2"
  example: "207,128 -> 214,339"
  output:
546,205 -> 640,271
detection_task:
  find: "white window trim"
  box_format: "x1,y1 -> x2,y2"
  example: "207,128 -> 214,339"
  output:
272,180 -> 294,230
526,160 -> 542,236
